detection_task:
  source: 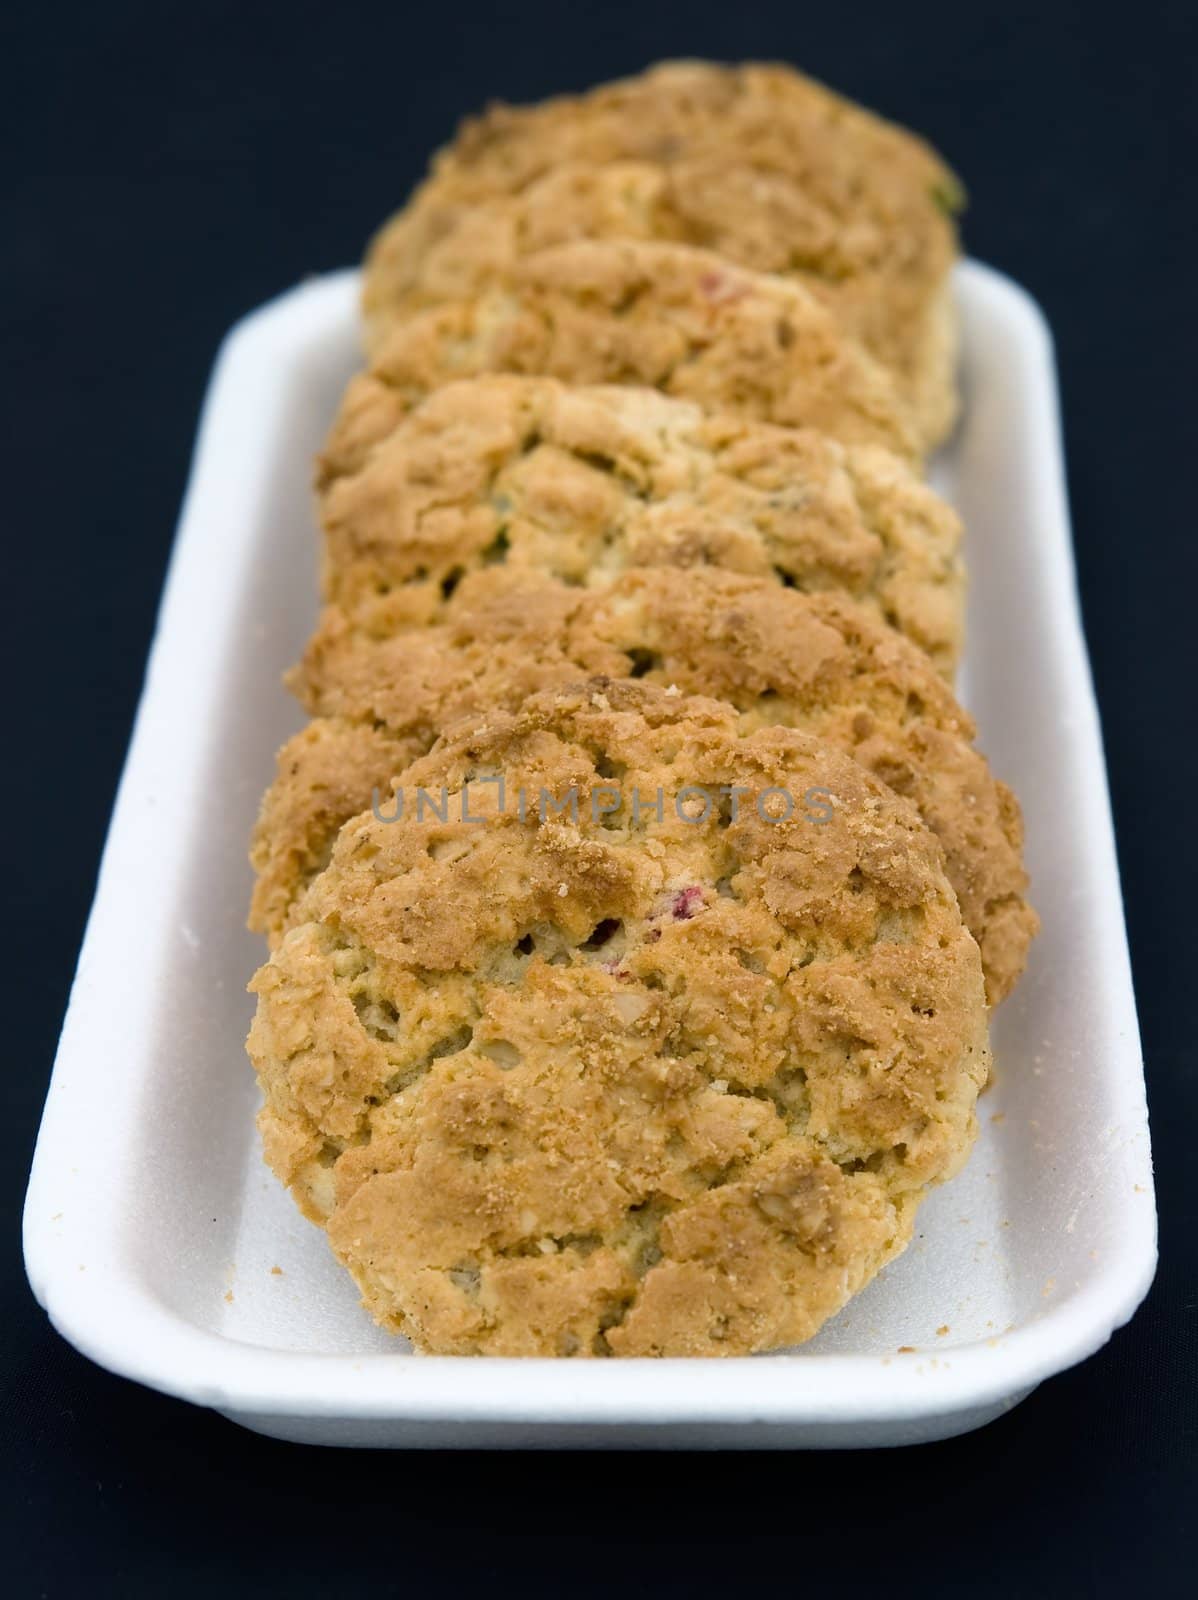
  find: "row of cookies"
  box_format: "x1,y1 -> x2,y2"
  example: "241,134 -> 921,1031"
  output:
246,62 -> 1036,1357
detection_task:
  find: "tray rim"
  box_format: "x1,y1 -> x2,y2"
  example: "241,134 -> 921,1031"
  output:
22,260 -> 1157,1438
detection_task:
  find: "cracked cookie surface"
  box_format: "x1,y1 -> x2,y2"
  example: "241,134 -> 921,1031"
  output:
362,60 -> 961,446
247,682 -> 990,1356
318,374 -> 962,668
337,239 -> 919,470
252,566 -> 1032,1001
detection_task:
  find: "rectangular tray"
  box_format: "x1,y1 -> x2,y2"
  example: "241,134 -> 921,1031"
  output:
23,262 -> 1156,1448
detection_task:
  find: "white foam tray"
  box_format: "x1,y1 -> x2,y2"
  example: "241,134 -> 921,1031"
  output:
23,262 -> 1156,1448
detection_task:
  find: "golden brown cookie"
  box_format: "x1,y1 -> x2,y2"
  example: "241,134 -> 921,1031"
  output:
248,681 -> 990,1356
249,719 -> 423,950
318,374 -> 962,669
339,240 -> 919,471
363,61 -> 963,446
252,566 -> 1032,1001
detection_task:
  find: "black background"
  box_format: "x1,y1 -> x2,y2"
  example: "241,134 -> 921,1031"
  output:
3,1 -> 1195,1593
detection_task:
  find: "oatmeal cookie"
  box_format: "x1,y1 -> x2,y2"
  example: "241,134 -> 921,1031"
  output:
248,682 -> 990,1356
318,374 -> 962,669
253,567 -> 1032,1000
337,240 -> 919,471
362,61 -> 963,445
250,718 -> 424,950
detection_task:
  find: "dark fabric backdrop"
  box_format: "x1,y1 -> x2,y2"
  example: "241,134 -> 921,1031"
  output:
3,1 -> 1194,1593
